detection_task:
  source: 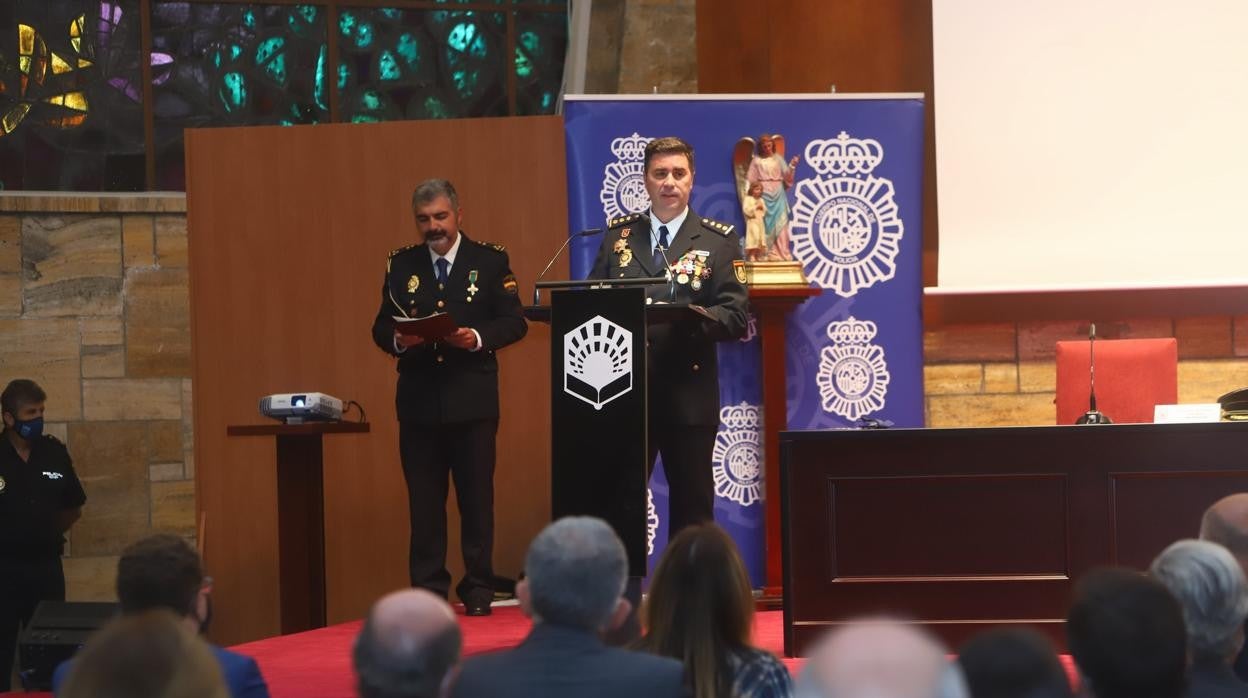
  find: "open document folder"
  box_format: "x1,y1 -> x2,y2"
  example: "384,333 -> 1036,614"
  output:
392,312 -> 458,341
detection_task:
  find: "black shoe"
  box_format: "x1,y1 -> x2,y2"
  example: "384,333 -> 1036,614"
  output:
462,589 -> 493,616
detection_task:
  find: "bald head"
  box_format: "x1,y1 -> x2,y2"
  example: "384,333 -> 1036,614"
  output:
354,589 -> 461,698
797,619 -> 967,698
1201,494 -> 1248,568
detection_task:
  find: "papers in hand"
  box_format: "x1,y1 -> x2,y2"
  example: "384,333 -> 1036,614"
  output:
392,312 -> 458,340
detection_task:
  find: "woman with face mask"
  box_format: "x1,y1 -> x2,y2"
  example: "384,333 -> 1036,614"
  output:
0,378 -> 86,692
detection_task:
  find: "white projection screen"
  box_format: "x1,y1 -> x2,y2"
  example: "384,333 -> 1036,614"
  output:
932,0 -> 1248,292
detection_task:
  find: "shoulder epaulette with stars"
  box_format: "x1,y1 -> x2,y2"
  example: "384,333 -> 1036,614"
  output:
608,212 -> 644,229
700,217 -> 735,236
389,242 -> 418,257
475,240 -> 507,253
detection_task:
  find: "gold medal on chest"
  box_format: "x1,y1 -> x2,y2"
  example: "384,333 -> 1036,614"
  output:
407,275 -> 419,293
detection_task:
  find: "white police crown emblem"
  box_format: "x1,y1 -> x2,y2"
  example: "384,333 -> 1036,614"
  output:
600,132 -> 653,221
817,317 -> 890,420
790,132 -> 905,298
712,402 -> 763,506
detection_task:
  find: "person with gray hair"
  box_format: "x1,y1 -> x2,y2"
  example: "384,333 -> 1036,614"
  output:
795,618 -> 968,698
371,178 -> 528,616
354,589 -> 462,698
1151,539 -> 1248,698
452,517 -> 685,698
1201,493 -> 1248,681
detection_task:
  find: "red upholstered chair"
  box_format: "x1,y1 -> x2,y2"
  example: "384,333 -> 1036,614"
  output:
1055,338 -> 1178,425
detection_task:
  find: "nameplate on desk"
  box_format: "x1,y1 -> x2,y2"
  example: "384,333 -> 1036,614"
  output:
1154,403 -> 1221,424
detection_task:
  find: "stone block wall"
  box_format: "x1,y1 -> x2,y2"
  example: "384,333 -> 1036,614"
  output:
924,317 -> 1248,427
0,194 -> 194,602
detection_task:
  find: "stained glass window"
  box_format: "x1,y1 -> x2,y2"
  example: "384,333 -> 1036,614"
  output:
514,12 -> 566,117
0,1 -> 145,191
0,1 -> 568,191
337,7 -> 507,123
150,3 -> 329,189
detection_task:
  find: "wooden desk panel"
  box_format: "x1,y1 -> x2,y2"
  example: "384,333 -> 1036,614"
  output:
781,423 -> 1248,656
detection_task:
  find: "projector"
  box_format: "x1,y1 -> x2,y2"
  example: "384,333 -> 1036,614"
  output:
259,392 -> 344,424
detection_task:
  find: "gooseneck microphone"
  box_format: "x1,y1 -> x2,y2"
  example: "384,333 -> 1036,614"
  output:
532,228 -> 603,306
1076,322 -> 1112,425
654,240 -> 677,303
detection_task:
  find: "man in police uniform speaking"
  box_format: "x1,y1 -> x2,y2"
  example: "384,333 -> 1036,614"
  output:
588,136 -> 750,537
371,179 -> 528,616
0,379 -> 85,690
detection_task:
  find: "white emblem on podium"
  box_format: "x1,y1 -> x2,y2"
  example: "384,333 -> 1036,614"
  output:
817,317 -> 890,420
790,132 -> 904,298
712,402 -> 763,506
563,315 -> 633,411
600,132 -> 653,221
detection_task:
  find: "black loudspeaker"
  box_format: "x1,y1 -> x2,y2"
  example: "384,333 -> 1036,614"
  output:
18,601 -> 118,691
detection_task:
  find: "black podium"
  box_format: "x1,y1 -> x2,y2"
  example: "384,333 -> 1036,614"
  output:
526,281 -> 711,575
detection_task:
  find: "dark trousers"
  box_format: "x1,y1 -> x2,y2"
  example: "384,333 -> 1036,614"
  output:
603,422 -> 717,647
399,419 -> 497,600
0,556 -> 65,691
649,422 -> 718,537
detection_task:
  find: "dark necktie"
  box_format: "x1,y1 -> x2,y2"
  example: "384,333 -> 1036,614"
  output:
435,257 -> 449,287
653,225 -> 670,271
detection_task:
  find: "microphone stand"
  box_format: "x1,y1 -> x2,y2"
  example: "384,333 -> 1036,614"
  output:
654,243 -> 676,303
1076,322 -> 1112,425
533,228 -> 603,306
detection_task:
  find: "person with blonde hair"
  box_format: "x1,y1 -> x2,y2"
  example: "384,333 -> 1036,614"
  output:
636,523 -> 792,698
60,610 -> 227,698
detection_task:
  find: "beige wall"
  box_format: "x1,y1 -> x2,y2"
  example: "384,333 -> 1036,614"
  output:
0,194 -> 194,602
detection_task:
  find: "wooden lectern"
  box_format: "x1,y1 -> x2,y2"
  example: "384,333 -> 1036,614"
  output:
751,285 -> 821,602
225,421 -> 368,634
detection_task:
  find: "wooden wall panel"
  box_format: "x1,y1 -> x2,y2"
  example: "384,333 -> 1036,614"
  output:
696,0 -> 938,285
782,423 -> 1248,655
187,117 -> 564,645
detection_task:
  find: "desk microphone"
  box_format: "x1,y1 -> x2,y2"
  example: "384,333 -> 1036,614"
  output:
532,228 -> 603,306
1076,323 -> 1112,425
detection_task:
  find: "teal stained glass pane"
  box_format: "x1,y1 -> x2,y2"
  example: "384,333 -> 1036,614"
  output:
514,12 -> 567,116
150,3 -> 328,189
337,7 -> 506,122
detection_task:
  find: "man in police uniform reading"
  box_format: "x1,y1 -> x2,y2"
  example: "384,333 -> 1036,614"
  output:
0,379 -> 85,691
588,136 -> 750,537
371,179 -> 528,616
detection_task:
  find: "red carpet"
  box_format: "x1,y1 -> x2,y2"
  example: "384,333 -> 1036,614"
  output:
8,606 -> 1079,697
228,606 -> 795,698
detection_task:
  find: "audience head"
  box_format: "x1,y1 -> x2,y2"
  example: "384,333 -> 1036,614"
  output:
1,378 -> 46,438
638,523 -> 756,698
1200,493 -> 1248,571
1150,538 -> 1248,665
1066,567 -> 1186,698
518,516 -> 629,633
116,534 -> 208,630
354,589 -> 462,698
957,628 -> 1072,698
60,610 -> 227,698
796,618 -> 968,698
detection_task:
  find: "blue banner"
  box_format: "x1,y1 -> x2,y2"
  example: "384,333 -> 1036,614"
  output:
564,96 -> 925,586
